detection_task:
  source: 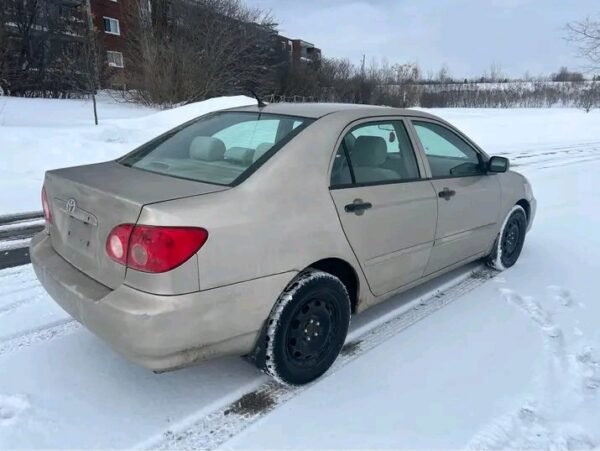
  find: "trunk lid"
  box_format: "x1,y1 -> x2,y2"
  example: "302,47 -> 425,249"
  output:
45,161 -> 227,289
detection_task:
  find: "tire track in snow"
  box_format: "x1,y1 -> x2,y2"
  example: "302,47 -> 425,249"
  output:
0,297 -> 38,316
496,140 -> 600,157
0,282 -> 39,300
510,144 -> 600,171
0,318 -> 79,357
0,265 -> 78,354
537,154 -> 600,170
139,267 -> 497,451
0,265 -> 46,317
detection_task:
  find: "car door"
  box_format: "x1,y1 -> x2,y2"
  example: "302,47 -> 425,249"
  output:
329,118 -> 438,296
409,119 -> 501,275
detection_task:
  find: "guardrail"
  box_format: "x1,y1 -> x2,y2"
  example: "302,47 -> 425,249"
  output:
0,211 -> 45,269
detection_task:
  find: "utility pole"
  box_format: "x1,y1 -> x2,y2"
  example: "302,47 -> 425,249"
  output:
84,0 -> 99,125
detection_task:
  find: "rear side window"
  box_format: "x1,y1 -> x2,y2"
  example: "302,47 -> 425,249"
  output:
120,112 -> 312,186
330,120 -> 420,187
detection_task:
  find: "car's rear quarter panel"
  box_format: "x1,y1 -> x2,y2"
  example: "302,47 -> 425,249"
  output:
135,113 -> 373,309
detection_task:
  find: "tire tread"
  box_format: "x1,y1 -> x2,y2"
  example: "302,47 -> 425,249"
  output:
258,269 -> 350,386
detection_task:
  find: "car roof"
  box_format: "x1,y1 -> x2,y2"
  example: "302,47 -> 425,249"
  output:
227,102 -> 440,120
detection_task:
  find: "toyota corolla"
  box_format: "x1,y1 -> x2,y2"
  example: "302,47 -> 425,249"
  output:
31,103 -> 535,385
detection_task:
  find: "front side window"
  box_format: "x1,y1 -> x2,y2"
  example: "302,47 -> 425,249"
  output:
413,121 -> 483,178
120,112 -> 312,185
330,120 -> 420,186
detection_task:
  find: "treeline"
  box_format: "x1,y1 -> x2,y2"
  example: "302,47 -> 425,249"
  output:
418,81 -> 600,109
274,59 -> 600,109
1,0 -> 599,111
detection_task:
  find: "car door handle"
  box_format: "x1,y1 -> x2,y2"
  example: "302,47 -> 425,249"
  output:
438,188 -> 456,200
344,200 -> 373,215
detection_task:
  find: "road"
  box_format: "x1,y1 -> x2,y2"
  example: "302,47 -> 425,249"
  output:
0,212 -> 44,270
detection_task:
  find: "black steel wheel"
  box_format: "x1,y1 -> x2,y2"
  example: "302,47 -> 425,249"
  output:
255,269 -> 351,386
487,205 -> 528,270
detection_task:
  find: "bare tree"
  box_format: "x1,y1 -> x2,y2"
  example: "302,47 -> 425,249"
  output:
0,4 -> 7,90
578,81 -> 600,113
552,66 -> 585,82
0,0 -> 89,97
567,17 -> 600,70
81,0 -> 100,124
488,62 -> 504,82
437,64 -> 452,83
124,0 -> 278,106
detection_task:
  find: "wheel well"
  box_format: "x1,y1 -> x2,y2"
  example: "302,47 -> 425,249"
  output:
516,199 -> 530,221
308,258 -> 359,314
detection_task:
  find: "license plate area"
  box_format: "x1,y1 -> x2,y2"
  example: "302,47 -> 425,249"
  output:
66,217 -> 95,252
53,197 -> 100,257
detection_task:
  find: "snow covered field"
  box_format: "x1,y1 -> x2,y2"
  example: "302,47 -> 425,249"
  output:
0,93 -> 255,215
1,93 -> 599,215
1,96 -> 600,449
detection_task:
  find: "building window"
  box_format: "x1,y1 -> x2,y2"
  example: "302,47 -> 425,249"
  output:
107,51 -> 124,68
103,17 -> 120,35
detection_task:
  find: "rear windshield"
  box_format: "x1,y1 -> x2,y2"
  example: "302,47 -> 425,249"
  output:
119,112 -> 312,186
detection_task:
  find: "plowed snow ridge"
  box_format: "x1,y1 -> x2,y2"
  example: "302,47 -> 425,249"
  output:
140,268 -> 496,450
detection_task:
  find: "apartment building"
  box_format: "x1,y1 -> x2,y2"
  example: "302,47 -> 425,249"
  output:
90,0 -> 128,71
1,0 -> 320,93
277,35 -> 322,65
291,39 -> 321,64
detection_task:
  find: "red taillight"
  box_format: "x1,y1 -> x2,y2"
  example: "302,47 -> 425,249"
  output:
106,224 -> 208,273
42,186 -> 52,225
106,224 -> 134,266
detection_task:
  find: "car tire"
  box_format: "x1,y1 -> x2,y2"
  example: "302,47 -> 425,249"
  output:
255,269 -> 351,386
487,205 -> 528,271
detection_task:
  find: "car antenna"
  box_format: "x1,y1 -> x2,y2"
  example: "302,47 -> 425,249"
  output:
249,89 -> 267,109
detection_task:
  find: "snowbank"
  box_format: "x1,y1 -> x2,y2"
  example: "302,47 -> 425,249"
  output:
117,96 -> 254,131
0,94 -> 254,215
1,95 -> 599,216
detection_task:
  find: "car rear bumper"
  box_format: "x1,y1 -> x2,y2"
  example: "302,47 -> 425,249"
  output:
30,232 -> 295,371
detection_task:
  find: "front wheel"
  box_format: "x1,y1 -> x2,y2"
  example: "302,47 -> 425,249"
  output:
487,205 -> 528,270
255,269 -> 351,386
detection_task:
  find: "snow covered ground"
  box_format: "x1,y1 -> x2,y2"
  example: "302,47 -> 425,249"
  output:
0,96 -> 600,449
0,93 -> 254,215
0,92 -> 598,215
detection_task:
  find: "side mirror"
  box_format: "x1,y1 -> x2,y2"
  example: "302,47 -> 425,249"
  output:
488,156 -> 509,173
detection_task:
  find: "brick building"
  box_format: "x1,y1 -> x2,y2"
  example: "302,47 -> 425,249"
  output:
90,0 -> 128,72
276,35 -> 321,65
89,1 -> 320,83
1,0 -> 320,92
291,39 -> 321,64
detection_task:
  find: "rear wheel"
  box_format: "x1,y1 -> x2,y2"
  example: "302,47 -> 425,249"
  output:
256,269 -> 351,386
487,205 -> 528,270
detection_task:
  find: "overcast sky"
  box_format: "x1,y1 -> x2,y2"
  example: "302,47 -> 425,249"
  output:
245,0 -> 598,78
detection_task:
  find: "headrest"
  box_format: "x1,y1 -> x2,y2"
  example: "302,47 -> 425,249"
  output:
253,142 -> 273,162
352,136 -> 387,167
225,147 -> 255,165
189,136 -> 226,161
